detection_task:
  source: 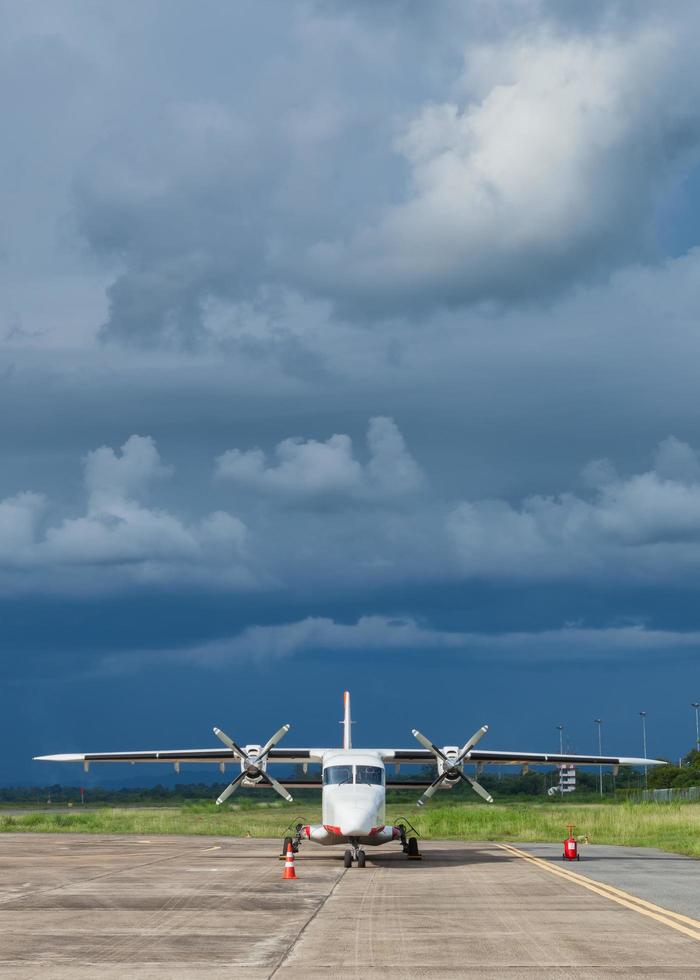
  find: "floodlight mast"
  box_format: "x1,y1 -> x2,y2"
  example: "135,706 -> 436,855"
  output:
594,719 -> 603,796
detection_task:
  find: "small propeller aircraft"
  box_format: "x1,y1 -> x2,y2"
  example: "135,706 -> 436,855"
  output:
35,691 -> 663,867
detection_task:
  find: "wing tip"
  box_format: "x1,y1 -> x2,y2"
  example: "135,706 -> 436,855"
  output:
620,757 -> 666,767
33,754 -> 85,762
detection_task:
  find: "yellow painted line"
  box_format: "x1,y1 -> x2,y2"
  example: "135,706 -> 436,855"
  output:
497,843 -> 700,943
203,845 -> 222,851
499,843 -> 700,928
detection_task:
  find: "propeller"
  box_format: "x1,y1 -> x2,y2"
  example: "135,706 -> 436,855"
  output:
213,723 -> 292,805
412,725 -> 493,807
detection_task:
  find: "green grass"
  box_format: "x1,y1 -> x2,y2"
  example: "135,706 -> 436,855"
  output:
1,800 -> 698,857
389,801 -> 700,858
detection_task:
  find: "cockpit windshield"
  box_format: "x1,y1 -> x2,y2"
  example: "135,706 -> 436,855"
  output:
322,764 -> 384,785
323,765 -> 353,785
355,765 -> 384,785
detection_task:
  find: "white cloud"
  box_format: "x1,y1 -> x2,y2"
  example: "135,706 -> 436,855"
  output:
0,435 -> 252,593
0,492 -> 46,565
216,434 -> 362,497
448,436 -> 700,580
309,23 -> 700,311
98,614 -> 700,673
215,416 -> 424,501
6,428 -> 700,597
84,435 -> 171,510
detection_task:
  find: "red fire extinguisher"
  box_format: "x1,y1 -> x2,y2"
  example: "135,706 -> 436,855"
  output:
563,824 -> 579,861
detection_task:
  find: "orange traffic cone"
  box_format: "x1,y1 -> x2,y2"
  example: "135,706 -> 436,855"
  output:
282,842 -> 297,880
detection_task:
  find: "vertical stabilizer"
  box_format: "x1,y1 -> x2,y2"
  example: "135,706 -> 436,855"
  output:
342,690 -> 352,749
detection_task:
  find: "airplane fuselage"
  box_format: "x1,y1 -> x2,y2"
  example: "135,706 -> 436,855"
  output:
302,749 -> 399,847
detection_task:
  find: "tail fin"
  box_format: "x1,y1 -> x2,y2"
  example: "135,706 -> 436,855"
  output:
342,690 -> 352,749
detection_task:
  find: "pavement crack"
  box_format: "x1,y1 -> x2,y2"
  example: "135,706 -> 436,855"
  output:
266,867 -> 347,979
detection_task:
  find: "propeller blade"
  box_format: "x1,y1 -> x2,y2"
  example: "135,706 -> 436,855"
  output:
412,729 -> 448,762
455,725 -> 489,765
215,770 -> 246,806
213,727 -> 249,761
416,773 -> 446,808
458,771 -> 493,803
257,724 -> 290,762
263,772 -> 293,803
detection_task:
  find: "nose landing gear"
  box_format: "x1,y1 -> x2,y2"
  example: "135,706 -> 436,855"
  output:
344,841 -> 367,868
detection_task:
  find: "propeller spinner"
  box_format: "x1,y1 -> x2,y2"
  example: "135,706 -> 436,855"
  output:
412,725 -> 493,807
213,723 -> 292,805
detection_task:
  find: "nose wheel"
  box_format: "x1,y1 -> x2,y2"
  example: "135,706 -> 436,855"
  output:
344,845 -> 367,868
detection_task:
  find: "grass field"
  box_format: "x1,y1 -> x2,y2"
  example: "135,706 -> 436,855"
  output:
1,800 -> 698,857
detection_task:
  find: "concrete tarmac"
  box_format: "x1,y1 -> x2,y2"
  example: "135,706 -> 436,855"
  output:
514,841 -> 699,920
0,833 -> 698,979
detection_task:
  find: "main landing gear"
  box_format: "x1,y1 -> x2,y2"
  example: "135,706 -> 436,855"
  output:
405,836 -> 420,858
397,820 -> 422,860
344,841 -> 367,868
279,822 -> 304,859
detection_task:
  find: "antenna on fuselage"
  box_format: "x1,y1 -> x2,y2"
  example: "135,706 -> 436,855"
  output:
341,690 -> 352,749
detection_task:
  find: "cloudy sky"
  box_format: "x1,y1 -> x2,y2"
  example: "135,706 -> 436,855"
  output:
3,1 -> 700,784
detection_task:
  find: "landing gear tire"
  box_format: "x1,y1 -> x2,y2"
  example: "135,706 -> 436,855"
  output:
406,837 -> 420,859
281,836 -> 294,858
357,850 -> 366,868
343,849 -> 353,868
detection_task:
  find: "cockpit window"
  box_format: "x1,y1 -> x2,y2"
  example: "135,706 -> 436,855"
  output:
355,765 -> 384,785
323,765 -> 353,785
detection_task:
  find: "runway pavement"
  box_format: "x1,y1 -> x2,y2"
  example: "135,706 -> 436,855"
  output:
0,833 -> 697,978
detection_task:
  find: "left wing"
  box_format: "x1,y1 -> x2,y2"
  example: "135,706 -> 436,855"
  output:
382,748 -> 664,767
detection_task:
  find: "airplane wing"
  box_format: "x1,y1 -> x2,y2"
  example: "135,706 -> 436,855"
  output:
35,747 -> 665,768
34,747 -> 325,768
383,749 -> 665,767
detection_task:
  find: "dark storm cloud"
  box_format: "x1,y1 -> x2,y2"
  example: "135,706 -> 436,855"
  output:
32,0 -> 694,344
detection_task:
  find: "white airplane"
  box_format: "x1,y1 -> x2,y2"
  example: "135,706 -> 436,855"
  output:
35,691 -> 663,868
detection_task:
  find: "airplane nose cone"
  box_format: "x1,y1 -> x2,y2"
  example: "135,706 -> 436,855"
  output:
340,809 -> 374,837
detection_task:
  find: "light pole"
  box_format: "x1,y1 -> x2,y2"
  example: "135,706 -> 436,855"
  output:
594,719 -> 603,796
692,703 -> 700,753
640,711 -> 648,790
556,724 -> 564,755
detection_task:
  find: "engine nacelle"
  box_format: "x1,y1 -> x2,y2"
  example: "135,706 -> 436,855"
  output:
240,743 -> 268,785
439,745 -> 462,782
